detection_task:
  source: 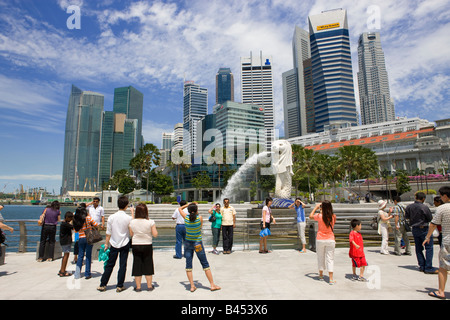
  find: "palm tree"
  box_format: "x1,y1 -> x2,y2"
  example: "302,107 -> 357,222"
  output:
292,145 -> 319,201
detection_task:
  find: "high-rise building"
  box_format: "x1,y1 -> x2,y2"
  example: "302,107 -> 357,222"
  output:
113,86 -> 144,151
62,85 -> 104,193
183,81 -> 208,155
216,68 -> 234,105
173,123 -> 183,150
241,51 -> 274,150
282,26 -> 312,138
357,32 -> 395,125
98,86 -> 143,188
213,101 -> 265,162
308,9 -> 358,132
160,132 -> 174,167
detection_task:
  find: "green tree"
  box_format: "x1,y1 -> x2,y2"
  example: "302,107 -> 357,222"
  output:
395,169 -> 412,195
191,171 -> 212,201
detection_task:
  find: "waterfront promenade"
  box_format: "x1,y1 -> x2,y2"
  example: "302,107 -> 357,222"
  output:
0,245 -> 446,301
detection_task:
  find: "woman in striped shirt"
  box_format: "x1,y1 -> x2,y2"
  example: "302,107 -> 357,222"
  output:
178,202 -> 221,292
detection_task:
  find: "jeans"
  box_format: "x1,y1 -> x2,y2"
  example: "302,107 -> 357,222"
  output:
100,241 -> 130,288
412,226 -> 434,272
38,224 -> 56,260
175,224 -> 186,258
184,240 -> 210,271
212,227 -> 221,248
75,237 -> 93,279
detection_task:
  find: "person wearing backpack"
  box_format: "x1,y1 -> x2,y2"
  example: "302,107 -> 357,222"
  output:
390,196 -> 412,256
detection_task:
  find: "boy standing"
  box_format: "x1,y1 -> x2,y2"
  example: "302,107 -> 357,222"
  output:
349,219 -> 368,281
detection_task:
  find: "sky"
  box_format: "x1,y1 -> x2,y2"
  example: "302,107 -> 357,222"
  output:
0,0 -> 449,195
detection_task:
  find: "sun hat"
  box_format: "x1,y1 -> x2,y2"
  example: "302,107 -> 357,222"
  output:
378,200 -> 387,210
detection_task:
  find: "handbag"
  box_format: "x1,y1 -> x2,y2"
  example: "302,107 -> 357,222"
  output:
209,214 -> 216,222
38,208 -> 47,226
85,226 -> 102,245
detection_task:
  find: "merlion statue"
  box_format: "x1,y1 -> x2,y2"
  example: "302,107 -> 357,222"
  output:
271,140 -> 294,199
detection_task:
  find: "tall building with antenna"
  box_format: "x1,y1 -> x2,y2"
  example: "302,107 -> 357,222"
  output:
241,51 -> 274,150
357,32 -> 396,125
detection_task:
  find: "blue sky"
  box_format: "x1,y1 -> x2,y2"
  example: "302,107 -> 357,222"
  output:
0,0 -> 449,194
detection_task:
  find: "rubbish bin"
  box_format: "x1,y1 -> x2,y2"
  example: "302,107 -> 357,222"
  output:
308,222 -> 316,252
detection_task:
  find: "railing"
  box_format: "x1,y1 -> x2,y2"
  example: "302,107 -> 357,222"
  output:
3,215 -> 396,254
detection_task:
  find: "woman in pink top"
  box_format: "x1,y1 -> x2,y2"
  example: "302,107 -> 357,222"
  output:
309,200 -> 337,284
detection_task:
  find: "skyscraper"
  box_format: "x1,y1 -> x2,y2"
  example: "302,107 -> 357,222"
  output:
62,85 -> 104,193
113,86 -> 144,150
357,32 -> 395,125
98,86 -> 143,188
241,51 -> 274,150
308,9 -> 358,132
183,81 -> 208,155
216,68 -> 234,105
282,26 -> 312,138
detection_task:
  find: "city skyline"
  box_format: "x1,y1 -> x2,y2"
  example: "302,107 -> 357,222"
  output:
0,0 -> 449,193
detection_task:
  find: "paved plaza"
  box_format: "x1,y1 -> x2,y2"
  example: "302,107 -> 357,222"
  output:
0,244 -> 447,301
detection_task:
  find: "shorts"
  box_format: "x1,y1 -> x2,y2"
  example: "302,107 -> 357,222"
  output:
351,256 -> 368,268
61,244 -> 72,253
439,243 -> 450,271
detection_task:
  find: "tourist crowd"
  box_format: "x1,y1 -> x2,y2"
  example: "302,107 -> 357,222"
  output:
1,186 -> 449,299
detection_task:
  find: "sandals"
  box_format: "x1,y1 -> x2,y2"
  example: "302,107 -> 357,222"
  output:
58,271 -> 71,277
428,291 -> 446,300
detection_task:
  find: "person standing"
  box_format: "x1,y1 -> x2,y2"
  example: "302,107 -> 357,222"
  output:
289,197 -> 307,253
97,196 -> 132,293
73,206 -> 98,279
172,200 -> 187,259
37,201 -> 61,262
309,200 -> 336,285
423,186 -> 450,299
221,198 -> 236,254
87,197 -> 105,229
129,203 -> 158,292
58,211 -> 74,277
259,197 -> 275,254
378,200 -> 393,255
390,196 -> 411,256
208,203 -> 222,255
434,196 -> 444,246
178,202 -> 221,292
405,192 -> 437,274
349,219 -> 368,281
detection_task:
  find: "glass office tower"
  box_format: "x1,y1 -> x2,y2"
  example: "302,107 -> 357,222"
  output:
61,85 -> 104,193
308,9 -> 358,132
216,68 -> 234,105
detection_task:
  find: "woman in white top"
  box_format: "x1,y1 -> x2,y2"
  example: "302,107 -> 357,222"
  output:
129,203 -> 158,292
378,200 -> 393,255
259,197 -> 276,253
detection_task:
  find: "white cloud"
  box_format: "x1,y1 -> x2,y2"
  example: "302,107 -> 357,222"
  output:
0,0 -> 448,130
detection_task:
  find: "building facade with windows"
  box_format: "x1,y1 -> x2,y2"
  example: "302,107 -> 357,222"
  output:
287,117 -> 450,174
241,51 -> 274,150
308,9 -> 358,132
357,32 -> 396,125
